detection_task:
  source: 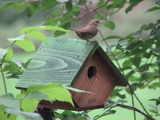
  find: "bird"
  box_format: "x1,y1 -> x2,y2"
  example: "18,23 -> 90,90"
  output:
70,19 -> 104,41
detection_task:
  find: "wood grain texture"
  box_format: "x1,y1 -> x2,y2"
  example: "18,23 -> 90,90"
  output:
16,37 -> 98,89
71,50 -> 116,107
97,47 -> 128,86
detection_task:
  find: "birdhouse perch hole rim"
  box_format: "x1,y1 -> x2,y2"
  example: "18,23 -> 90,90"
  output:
88,66 -> 97,79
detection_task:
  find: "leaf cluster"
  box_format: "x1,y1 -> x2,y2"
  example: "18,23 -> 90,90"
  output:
0,83 -> 73,120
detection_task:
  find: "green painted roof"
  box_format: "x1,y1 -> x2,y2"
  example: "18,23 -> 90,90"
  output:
16,37 -> 99,89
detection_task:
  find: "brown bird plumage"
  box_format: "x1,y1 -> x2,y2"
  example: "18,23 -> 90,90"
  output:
71,19 -> 103,41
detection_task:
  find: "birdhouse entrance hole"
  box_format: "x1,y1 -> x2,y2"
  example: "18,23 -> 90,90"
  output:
88,66 -> 97,79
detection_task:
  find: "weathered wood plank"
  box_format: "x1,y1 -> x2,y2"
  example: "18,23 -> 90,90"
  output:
16,37 -> 98,89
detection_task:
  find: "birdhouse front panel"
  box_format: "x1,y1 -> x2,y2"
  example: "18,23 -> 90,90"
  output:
71,50 -> 116,107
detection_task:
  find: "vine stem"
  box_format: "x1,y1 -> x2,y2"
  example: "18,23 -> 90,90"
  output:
0,41 -> 16,95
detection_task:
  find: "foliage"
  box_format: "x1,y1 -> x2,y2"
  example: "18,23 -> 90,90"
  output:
0,0 -> 160,120
0,83 -> 73,120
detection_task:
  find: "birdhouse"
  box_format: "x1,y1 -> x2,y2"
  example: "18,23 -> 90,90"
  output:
16,37 -> 127,111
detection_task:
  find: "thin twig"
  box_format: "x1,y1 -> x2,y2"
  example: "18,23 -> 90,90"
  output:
106,100 -> 155,120
0,66 -> 7,94
126,32 -> 155,49
115,104 -> 155,120
78,0 -> 110,18
133,93 -> 150,116
62,3 -> 65,17
148,74 -> 160,78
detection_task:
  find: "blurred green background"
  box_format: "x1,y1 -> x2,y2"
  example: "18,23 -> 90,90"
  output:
0,0 -> 160,120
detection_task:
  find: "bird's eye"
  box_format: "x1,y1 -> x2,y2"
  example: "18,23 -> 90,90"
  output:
96,21 -> 99,23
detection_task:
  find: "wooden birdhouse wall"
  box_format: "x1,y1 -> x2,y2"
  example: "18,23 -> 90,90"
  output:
71,50 -> 116,108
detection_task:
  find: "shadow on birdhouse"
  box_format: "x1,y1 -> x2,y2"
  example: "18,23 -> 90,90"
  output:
16,37 -> 127,111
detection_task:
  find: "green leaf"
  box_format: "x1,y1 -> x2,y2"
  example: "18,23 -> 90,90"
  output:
148,104 -> 159,113
14,3 -> 28,13
66,1 -> 72,11
145,6 -> 160,13
25,91 -> 50,101
133,57 -> 141,67
21,99 -> 39,112
94,13 -> 107,19
56,0 -> 69,2
26,83 -> 74,106
7,34 -> 25,41
93,110 -> 116,119
110,89 -> 126,99
6,108 -> 43,120
51,10 -> 62,15
65,87 -> 93,94
153,48 -> 160,53
0,2 -> 21,12
15,37 -> 35,52
22,59 -> 32,69
77,116 -> 87,120
110,0 -> 127,9
104,21 -> 115,30
125,0 -> 143,13
6,48 -> 13,61
27,31 -> 47,44
149,82 -> 160,89
150,97 -> 160,105
42,0 -> 59,10
20,26 -> 69,34
103,35 -> 123,40
0,94 -> 20,110
123,59 -> 133,68
3,61 -> 22,74
0,105 -> 16,120
72,6 -> 81,16
0,48 -> 8,60
132,29 -> 142,38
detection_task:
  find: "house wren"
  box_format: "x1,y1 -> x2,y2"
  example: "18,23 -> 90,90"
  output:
70,19 -> 103,41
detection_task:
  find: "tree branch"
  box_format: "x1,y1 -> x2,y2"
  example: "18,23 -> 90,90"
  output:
115,104 -> 155,120
106,100 -> 155,120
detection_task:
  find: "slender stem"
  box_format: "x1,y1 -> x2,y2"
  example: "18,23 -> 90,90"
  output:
126,32 -> 155,49
106,100 -> 155,120
0,41 -> 17,95
135,54 -> 154,90
0,66 -> 7,94
133,93 -> 150,116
